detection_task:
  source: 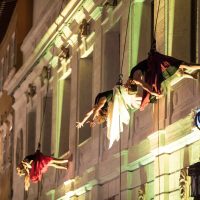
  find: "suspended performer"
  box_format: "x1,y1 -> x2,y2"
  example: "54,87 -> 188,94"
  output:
126,51 -> 200,110
17,149 -> 71,191
76,90 -> 113,128
76,87 -> 142,128
76,86 -> 142,148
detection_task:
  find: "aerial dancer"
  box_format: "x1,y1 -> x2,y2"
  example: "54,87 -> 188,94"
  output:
76,90 -> 113,128
76,86 -> 142,128
17,149 -> 71,191
76,86 -> 142,148
126,50 -> 200,110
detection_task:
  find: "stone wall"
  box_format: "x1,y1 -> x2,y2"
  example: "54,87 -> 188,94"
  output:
4,0 -> 200,199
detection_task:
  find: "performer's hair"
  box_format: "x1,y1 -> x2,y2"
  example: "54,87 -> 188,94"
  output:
16,163 -> 26,176
96,110 -> 107,124
128,83 -> 137,95
95,114 -> 106,124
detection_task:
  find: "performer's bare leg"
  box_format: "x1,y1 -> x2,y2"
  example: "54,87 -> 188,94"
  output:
48,163 -> 67,170
51,159 -> 68,164
180,64 -> 200,70
177,72 -> 194,79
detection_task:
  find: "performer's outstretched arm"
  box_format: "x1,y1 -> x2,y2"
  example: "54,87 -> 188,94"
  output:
76,108 -> 95,128
179,64 -> 200,70
92,97 -> 106,119
89,97 -> 107,127
132,79 -> 158,96
126,70 -> 161,97
77,96 -> 107,128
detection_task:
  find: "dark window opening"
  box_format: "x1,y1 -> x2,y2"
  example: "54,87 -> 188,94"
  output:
78,55 -> 93,144
191,0 -> 197,63
42,95 -> 52,156
27,110 -> 36,155
59,78 -> 71,156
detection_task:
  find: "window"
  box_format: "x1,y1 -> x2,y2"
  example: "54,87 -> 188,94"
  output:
27,110 -> 36,154
16,129 -> 23,166
58,78 -> 71,156
0,59 -> 3,90
4,48 -> 9,78
103,22 -> 120,91
11,33 -> 16,68
191,0 -> 198,62
130,0 -> 152,66
78,54 -> 93,144
42,95 -> 52,156
1,58 -> 5,84
151,0 -> 154,45
7,46 -> 11,73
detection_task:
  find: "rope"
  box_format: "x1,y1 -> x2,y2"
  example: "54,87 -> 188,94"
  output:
154,1 -> 161,198
37,72 -> 50,149
37,0 -> 65,150
117,0 -> 132,199
154,0 -> 161,40
36,0 -> 65,198
157,100 -> 160,200
75,52 -> 80,174
120,0 -> 132,75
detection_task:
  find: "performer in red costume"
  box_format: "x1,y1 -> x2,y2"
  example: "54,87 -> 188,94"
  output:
126,50 -> 200,110
17,150 -> 70,190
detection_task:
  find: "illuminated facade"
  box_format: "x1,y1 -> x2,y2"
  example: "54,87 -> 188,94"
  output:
0,0 -> 32,199
0,0 -> 200,199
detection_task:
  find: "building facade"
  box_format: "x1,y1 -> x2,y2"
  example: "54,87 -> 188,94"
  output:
0,0 -> 33,199
0,0 -> 200,199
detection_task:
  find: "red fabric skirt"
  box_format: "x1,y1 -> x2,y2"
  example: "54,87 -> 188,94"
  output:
29,150 -> 53,183
140,52 -> 183,110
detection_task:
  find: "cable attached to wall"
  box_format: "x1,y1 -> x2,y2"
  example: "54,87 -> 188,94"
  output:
154,0 -> 161,199
36,1 -> 65,199
37,69 -> 51,150
117,0 -> 132,199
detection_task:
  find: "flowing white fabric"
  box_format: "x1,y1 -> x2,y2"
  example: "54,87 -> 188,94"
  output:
107,86 -> 129,148
119,86 -> 142,110
107,86 -> 142,148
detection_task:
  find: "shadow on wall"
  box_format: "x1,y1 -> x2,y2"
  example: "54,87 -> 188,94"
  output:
131,0 -> 152,67
102,20 -> 120,91
171,0 -> 191,61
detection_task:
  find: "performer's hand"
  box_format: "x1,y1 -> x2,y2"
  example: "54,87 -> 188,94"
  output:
76,122 -> 84,128
151,92 -> 163,98
88,120 -> 96,127
152,93 -> 163,99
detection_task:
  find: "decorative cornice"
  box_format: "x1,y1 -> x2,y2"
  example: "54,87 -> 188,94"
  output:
90,6 -> 103,21
134,0 -> 146,3
73,10 -> 86,24
83,0 -> 95,13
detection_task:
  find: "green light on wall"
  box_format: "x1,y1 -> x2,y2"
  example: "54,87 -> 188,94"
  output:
131,2 -> 144,66
51,56 -> 59,68
55,80 -> 65,157
55,36 -> 64,48
43,51 -> 53,61
168,0 -> 175,55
